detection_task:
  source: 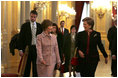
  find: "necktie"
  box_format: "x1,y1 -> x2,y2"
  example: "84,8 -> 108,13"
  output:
62,28 -> 64,35
32,23 -> 36,45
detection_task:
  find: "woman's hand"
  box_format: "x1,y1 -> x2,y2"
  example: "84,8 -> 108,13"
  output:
78,50 -> 85,58
57,63 -> 60,69
41,60 -> 46,65
105,57 -> 108,64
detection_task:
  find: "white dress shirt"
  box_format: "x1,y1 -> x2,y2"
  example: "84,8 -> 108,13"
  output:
30,21 -> 37,45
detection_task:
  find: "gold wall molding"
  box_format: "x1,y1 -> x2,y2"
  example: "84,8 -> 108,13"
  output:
90,1 -> 112,55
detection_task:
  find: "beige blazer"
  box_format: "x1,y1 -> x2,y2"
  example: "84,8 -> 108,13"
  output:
36,32 -> 61,65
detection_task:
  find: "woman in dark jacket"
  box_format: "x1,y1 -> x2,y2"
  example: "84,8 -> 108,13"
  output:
63,25 -> 77,77
52,23 -> 63,76
76,17 -> 108,77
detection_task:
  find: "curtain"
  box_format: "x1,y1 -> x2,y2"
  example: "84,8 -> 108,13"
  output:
75,1 -> 89,31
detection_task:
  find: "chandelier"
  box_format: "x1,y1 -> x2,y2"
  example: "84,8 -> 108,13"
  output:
58,4 -> 76,19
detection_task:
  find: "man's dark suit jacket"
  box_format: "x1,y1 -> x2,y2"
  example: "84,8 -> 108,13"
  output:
107,26 -> 117,56
57,32 -> 63,62
111,29 -> 117,56
63,28 -> 69,36
59,28 -> 69,51
59,28 -> 69,36
18,22 -> 42,52
76,30 -> 108,63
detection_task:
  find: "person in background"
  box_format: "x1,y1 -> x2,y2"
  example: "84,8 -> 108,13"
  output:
76,17 -> 108,77
59,20 -> 69,36
107,19 -> 117,77
52,23 -> 63,77
59,20 -> 69,77
18,10 -> 42,77
36,20 -> 61,77
63,25 -> 77,77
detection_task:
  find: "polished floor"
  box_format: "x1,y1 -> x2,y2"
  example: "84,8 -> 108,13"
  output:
95,55 -> 111,77
2,55 -> 112,77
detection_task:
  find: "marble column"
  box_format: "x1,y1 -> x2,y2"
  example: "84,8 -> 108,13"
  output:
20,1 -> 25,25
25,1 -> 30,21
51,1 -> 58,24
1,1 -> 8,68
20,1 -> 31,25
1,1 -> 12,68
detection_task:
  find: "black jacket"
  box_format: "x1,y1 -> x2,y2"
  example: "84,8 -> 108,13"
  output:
59,28 -> 69,37
107,26 -> 117,55
59,28 -> 69,52
111,30 -> 117,56
63,28 -> 69,36
107,26 -> 117,56
9,33 -> 19,55
76,30 -> 108,63
57,32 -> 63,62
18,22 -> 42,52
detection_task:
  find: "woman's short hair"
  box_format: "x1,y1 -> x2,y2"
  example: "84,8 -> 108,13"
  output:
82,17 -> 94,29
53,23 -> 59,34
41,19 -> 53,31
70,25 -> 77,32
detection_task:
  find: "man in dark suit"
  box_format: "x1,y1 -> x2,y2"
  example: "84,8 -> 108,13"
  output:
59,20 -> 69,51
59,21 -> 69,76
18,10 -> 42,77
107,19 -> 117,77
